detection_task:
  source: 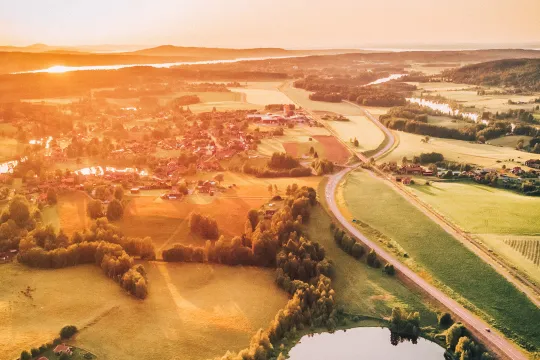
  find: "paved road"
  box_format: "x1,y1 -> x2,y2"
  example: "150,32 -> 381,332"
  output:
324,107 -> 527,360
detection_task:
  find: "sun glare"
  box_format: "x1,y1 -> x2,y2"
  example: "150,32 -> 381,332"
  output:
46,65 -> 70,73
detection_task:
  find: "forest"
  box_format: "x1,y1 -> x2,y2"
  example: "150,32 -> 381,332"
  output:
443,59 -> 540,90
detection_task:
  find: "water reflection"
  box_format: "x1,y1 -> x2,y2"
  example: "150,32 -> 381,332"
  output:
288,327 -> 445,360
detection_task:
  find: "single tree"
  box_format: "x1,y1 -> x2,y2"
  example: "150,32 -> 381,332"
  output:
87,199 -> 103,219
106,199 -> 124,221
214,173 -> 224,185
114,186 -> 124,201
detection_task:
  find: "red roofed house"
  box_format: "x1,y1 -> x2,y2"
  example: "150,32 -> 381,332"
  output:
54,344 -> 73,356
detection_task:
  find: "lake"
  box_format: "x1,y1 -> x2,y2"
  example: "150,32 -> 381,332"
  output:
288,327 -> 446,360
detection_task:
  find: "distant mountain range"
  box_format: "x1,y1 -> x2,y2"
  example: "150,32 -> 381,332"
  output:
1,44 -> 540,75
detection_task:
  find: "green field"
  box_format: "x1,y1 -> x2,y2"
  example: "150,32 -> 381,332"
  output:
412,82 -> 540,112
338,170 -> 540,351
427,115 -> 471,129
488,135 -> 533,148
306,203 -> 439,326
0,262 -> 288,360
408,180 -> 540,284
381,131 -> 540,169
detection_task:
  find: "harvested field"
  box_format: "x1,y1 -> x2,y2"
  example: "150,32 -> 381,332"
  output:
312,135 -> 350,164
0,262 -> 287,360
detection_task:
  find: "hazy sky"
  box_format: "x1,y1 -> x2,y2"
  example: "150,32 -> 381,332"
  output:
1,0 -> 539,48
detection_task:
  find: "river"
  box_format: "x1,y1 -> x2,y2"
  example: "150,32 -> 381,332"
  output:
406,97 -> 482,123
12,55 -> 309,75
288,327 -> 445,360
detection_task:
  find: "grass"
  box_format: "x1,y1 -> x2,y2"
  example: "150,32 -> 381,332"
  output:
412,82 -> 540,113
324,115 -> 385,153
306,204 -> 439,327
229,86 -> 293,105
380,131 -> 540,169
409,181 -> 540,235
0,138 -> 25,162
338,170 -> 540,351
427,115 -> 471,129
0,261 -> 288,360
42,192 -> 91,235
489,135 -> 533,148
408,180 -> 540,285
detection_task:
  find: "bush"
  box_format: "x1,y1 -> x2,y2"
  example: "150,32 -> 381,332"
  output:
60,325 -> 78,339
438,312 -> 453,327
20,350 -> 31,360
383,263 -> 395,275
367,249 -> 381,268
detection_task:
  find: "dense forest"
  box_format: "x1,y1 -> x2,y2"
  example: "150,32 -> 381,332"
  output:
443,59 -> 540,90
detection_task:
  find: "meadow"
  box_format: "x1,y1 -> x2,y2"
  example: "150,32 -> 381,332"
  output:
337,170 -> 540,350
0,138 -> 25,162
306,201 -> 439,327
408,180 -> 540,284
427,115 -> 470,129
0,261 -> 288,360
381,131 -> 540,169
257,126 -> 350,164
412,82 -> 540,112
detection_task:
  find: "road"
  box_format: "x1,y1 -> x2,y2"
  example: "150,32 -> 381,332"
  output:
323,107 -> 528,360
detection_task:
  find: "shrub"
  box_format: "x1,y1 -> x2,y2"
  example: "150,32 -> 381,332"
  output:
60,325 -> 78,339
438,312 -> 453,327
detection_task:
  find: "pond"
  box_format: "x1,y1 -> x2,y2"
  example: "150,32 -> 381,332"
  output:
288,327 -> 446,360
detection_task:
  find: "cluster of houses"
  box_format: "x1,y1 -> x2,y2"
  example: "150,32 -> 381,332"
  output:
246,105 -> 314,125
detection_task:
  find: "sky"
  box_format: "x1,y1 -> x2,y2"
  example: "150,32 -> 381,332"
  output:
1,0 -> 539,49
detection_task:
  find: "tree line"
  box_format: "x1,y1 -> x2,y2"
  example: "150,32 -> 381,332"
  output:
16,218 -> 155,299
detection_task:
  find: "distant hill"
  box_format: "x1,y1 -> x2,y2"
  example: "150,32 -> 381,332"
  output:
127,45 -> 362,58
443,58 -> 540,90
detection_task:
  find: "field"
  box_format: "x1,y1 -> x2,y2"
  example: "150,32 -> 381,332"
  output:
0,138 -> 25,162
0,262 -> 288,360
427,115 -> 471,129
380,131 -> 540,169
43,173 -> 323,255
412,82 -> 540,112
488,135 -> 533,148
230,82 -> 294,105
408,180 -> 540,284
306,201 -> 439,326
337,170 -> 540,349
42,192 -> 91,234
323,115 -> 385,153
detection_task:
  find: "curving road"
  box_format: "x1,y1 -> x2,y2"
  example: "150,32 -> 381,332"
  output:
324,107 -> 527,360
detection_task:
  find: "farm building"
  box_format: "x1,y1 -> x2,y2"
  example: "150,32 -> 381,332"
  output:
525,159 -> 540,169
